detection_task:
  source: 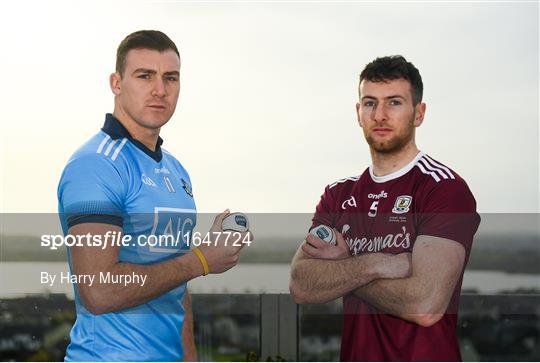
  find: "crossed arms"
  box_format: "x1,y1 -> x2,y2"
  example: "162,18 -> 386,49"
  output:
289,231 -> 466,327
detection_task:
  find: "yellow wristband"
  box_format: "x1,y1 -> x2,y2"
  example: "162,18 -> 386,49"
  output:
192,247 -> 209,276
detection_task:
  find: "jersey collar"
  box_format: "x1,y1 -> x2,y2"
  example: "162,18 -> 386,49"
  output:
102,113 -> 164,162
369,151 -> 425,183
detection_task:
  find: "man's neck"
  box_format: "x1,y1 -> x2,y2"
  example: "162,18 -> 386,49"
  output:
113,108 -> 160,152
370,143 -> 420,177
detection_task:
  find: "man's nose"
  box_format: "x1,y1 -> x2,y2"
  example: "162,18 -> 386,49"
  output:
372,104 -> 387,123
152,78 -> 167,97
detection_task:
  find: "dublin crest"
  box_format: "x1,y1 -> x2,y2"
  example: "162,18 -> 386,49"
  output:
181,178 -> 193,197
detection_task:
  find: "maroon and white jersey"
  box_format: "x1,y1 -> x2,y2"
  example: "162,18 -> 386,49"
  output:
311,151 -> 480,361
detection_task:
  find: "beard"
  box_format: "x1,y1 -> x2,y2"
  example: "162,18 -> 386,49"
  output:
364,116 -> 416,154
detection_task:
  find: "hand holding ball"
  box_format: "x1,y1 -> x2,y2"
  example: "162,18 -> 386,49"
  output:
222,212 -> 250,232
309,225 -> 337,246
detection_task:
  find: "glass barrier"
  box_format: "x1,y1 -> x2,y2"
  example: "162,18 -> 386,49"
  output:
0,293 -> 539,361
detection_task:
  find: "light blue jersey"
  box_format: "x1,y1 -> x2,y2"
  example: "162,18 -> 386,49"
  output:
57,114 -> 196,361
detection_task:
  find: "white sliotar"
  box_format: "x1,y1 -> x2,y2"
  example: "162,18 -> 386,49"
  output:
222,212 -> 250,232
309,225 -> 337,245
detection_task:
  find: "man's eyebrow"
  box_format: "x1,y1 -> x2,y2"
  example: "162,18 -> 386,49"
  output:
386,95 -> 406,100
132,69 -> 179,76
132,68 -> 156,75
360,95 -> 406,100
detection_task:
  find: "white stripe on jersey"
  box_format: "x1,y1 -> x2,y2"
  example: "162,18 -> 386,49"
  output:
164,176 -> 176,193
104,139 -> 118,156
111,138 -> 128,161
96,135 -> 111,154
329,176 -> 360,189
418,157 -> 449,179
416,162 -> 441,182
424,155 -> 455,179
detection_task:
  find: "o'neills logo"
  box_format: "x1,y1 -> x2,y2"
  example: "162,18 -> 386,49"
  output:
368,190 -> 388,199
347,226 -> 411,255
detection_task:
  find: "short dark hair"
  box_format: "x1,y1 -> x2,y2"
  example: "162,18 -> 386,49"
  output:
359,55 -> 423,105
116,30 -> 180,76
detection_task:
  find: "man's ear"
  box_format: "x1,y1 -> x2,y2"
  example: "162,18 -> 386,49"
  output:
356,102 -> 363,128
414,102 -> 426,127
110,72 -> 121,96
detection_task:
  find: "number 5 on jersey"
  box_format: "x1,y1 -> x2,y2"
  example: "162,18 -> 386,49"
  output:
368,201 -> 379,217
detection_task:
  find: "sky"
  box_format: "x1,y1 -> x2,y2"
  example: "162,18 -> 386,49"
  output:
0,0 -> 538,214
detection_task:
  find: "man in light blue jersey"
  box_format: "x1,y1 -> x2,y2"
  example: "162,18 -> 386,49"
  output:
57,30 -> 249,361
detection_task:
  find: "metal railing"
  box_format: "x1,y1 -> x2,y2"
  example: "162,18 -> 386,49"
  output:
1,293 -> 539,361
191,293 -> 540,361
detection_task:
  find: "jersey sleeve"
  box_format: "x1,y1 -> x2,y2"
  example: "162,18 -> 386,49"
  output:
58,154 -> 126,229
311,185 -> 337,230
417,180 -> 481,252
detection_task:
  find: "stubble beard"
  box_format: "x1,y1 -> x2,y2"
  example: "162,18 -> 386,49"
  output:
365,116 -> 416,155
125,105 -> 173,132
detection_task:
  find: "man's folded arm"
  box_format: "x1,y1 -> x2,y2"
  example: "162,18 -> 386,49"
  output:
289,236 -> 410,304
353,235 -> 466,327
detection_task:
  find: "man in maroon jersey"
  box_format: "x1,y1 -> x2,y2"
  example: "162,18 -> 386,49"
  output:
289,55 -> 481,361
